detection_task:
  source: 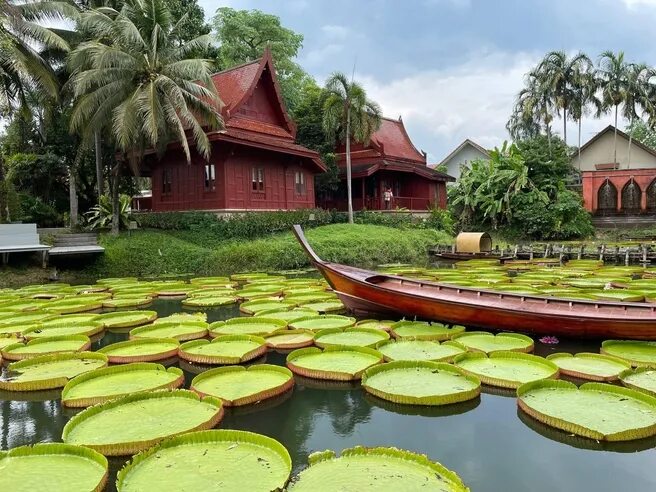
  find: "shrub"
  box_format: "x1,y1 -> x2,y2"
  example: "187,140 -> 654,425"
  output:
18,193 -> 62,227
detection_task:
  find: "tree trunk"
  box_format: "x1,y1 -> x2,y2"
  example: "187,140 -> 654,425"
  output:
110,166 -> 120,236
68,165 -> 78,229
95,132 -> 104,197
0,157 -> 7,223
577,118 -> 582,170
563,107 -> 567,146
628,118 -> 633,170
613,106 -> 618,164
345,105 -> 354,224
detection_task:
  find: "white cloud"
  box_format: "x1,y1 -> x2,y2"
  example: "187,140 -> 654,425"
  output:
300,43 -> 344,67
321,24 -> 350,40
622,0 -> 656,8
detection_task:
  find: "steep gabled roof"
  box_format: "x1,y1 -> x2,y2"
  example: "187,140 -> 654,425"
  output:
343,161 -> 454,182
578,124 -> 656,159
436,139 -> 490,167
371,117 -> 426,164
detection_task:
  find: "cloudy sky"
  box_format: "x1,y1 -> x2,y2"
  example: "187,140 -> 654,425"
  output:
199,0 -> 656,162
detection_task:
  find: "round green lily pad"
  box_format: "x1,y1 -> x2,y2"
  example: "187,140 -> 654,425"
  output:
43,299 -> 103,314
0,311 -> 55,326
238,285 -> 285,299
620,367 -> 656,396
231,272 -> 270,281
265,329 -> 315,349
300,300 -> 345,313
93,310 -> 158,328
355,319 -> 394,331
154,312 -> 207,324
0,335 -> 21,350
376,339 -> 466,362
285,293 -> 337,306
239,299 -> 295,314
255,308 -> 318,322
287,446 -> 468,492
588,290 -> 645,302
103,297 -> 153,309
62,390 -> 224,456
454,352 -> 558,389
129,321 -> 208,341
0,442 -> 108,492
1,335 -> 91,361
601,340 -> 656,367
191,364 -> 294,406
314,328 -> 389,348
61,363 -> 184,407
98,338 -> 180,363
181,296 -> 236,307
546,353 -> 631,381
0,352 -> 108,391
517,379 -> 656,441
116,430 -> 291,492
390,321 -> 465,341
209,317 -> 287,337
190,276 -> 232,284
289,315 -> 356,331
452,331 -> 534,353
286,346 -> 383,380
179,335 -> 267,365
361,360 -> 480,405
22,321 -> 104,340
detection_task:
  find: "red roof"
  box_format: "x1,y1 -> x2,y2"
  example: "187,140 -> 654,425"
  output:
371,117 -> 426,164
343,161 -> 453,181
210,59 -> 261,113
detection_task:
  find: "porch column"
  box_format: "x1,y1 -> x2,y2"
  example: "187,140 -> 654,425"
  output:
361,178 -> 365,211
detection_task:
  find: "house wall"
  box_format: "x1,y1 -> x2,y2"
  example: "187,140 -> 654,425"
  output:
582,168 -> 656,213
442,145 -> 489,180
575,131 -> 656,171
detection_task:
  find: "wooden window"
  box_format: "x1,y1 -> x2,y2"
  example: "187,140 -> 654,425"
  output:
295,171 -> 306,195
251,167 -> 265,193
162,168 -> 173,195
204,164 -> 215,192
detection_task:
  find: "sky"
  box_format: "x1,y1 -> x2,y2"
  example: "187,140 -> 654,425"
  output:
199,0 -> 656,162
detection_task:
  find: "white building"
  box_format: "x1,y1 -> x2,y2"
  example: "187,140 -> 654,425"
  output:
434,139 -> 490,180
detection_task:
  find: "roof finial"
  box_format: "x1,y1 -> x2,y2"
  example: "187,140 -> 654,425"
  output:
398,114 -> 402,121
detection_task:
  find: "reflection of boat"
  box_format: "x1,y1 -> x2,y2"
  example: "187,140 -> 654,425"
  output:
517,407 -> 656,452
364,392 -> 480,417
293,225 -> 656,340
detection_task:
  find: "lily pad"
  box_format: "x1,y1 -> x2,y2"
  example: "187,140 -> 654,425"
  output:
620,367 -> 656,396
1,335 -> 91,361
179,335 -> 267,365
454,352 -> 558,389
286,346 -> 383,380
314,328 -> 389,348
601,340 -> 656,367
98,338 -> 180,363
0,311 -> 55,326
289,315 -> 356,331
588,290 -> 645,302
129,321 -> 208,341
300,300 -> 345,313
181,296 -> 236,308
22,321 -> 104,339
191,364 -> 294,406
390,321 -> 465,341
238,285 -> 285,299
61,363 -> 184,407
0,352 -> 108,391
265,329 -> 315,349
0,443 -> 108,492
287,446 -> 468,492
452,331 -> 534,353
116,430 -> 291,492
209,317 -> 286,337
376,339 -> 466,362
153,312 -> 207,324
517,379 -> 656,441
546,353 -> 630,381
355,319 -> 394,331
93,310 -> 158,328
255,308 -> 318,322
240,299 -> 295,314
103,297 -> 153,309
62,390 -> 224,456
0,335 -> 21,350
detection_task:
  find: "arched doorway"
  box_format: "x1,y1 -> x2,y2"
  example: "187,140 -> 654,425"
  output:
597,179 -> 617,215
621,178 -> 642,214
647,179 -> 656,212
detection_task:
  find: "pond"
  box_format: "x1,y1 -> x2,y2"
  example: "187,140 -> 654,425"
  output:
2,289 -> 656,491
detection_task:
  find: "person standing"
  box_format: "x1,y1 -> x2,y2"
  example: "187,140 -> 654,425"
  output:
383,187 -> 393,210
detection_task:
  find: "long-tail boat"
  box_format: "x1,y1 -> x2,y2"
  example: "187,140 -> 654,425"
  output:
293,225 -> 656,340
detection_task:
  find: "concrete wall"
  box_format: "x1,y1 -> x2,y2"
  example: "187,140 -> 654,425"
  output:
575,131 -> 656,171
442,145 -> 489,180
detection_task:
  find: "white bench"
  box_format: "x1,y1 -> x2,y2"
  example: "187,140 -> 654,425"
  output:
48,233 -> 105,258
0,224 -> 51,267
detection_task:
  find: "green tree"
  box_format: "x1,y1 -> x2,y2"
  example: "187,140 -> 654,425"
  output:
570,66 -> 600,169
508,69 -> 555,146
628,119 -> 656,150
323,72 -> 382,224
598,50 -> 629,164
165,0 -> 210,44
68,0 -> 223,234
622,63 -> 652,168
516,134 -> 572,199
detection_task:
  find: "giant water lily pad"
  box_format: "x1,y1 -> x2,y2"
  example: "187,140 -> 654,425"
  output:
153,312 -> 207,324
191,364 -> 294,406
0,335 -> 21,350
314,328 -> 389,348
289,315 -> 356,331
588,290 -> 645,302
517,379 -> 656,441
377,339 -> 466,362
286,346 -> 383,380
355,319 -> 394,331
130,321 -> 208,341
300,300 -> 345,313
22,321 -> 104,339
116,430 -> 291,492
181,296 -> 236,308
390,321 -> 465,341
452,331 -> 534,353
601,340 -> 656,367
361,360 -> 480,405
62,390 -> 224,456
209,317 -> 286,337
0,352 -> 108,391
98,338 -> 180,363
239,299 -> 294,315
1,335 -> 90,361
255,308 -> 318,322
0,443 -> 108,492
619,367 -> 656,396
103,297 -> 153,309
454,352 -> 558,389
43,299 -> 103,314
93,310 -> 157,329
0,311 -> 54,326
287,446 -> 469,492
546,353 -> 630,381
179,335 -> 267,365
265,329 -> 315,349
62,363 -> 185,407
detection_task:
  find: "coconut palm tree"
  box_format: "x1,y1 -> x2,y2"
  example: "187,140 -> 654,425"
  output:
323,72 -> 382,224
570,67 -> 601,170
509,70 -> 555,148
623,63 -> 652,168
68,0 -> 223,234
598,51 -> 629,164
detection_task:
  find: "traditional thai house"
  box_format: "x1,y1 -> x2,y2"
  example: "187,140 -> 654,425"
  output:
320,117 -> 454,212
579,125 -> 656,215
139,49 -> 325,212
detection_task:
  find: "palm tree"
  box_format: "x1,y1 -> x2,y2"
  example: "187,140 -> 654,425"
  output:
598,51 -> 629,164
623,63 -> 652,168
510,70 -> 555,148
570,67 -> 601,170
68,0 -> 223,234
323,72 -> 382,224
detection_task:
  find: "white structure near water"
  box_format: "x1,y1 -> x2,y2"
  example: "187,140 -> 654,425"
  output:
434,139 -> 490,180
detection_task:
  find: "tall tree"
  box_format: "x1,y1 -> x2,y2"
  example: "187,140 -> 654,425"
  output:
598,50 -> 629,164
68,0 -> 223,234
622,63 -> 652,168
323,72 -> 382,224
508,69 -> 555,147
569,66 -> 600,169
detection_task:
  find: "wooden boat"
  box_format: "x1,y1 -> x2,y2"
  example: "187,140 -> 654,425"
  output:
293,225 -> 656,340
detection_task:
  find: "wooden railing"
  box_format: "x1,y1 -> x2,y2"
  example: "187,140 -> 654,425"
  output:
320,196 -> 436,211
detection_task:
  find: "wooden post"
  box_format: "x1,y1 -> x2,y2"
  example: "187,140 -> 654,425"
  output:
643,245 -> 648,265
513,245 -> 518,258
529,245 -> 534,261
625,249 -> 630,266
578,245 -> 584,260
599,244 -> 605,261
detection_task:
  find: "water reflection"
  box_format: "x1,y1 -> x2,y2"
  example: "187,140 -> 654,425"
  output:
364,391 -> 480,417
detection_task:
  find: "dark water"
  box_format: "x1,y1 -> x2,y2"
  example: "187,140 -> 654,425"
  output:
2,297 -> 656,491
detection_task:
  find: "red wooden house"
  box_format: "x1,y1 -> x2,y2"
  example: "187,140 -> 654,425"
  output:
320,117 -> 454,211
140,50 -> 325,212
